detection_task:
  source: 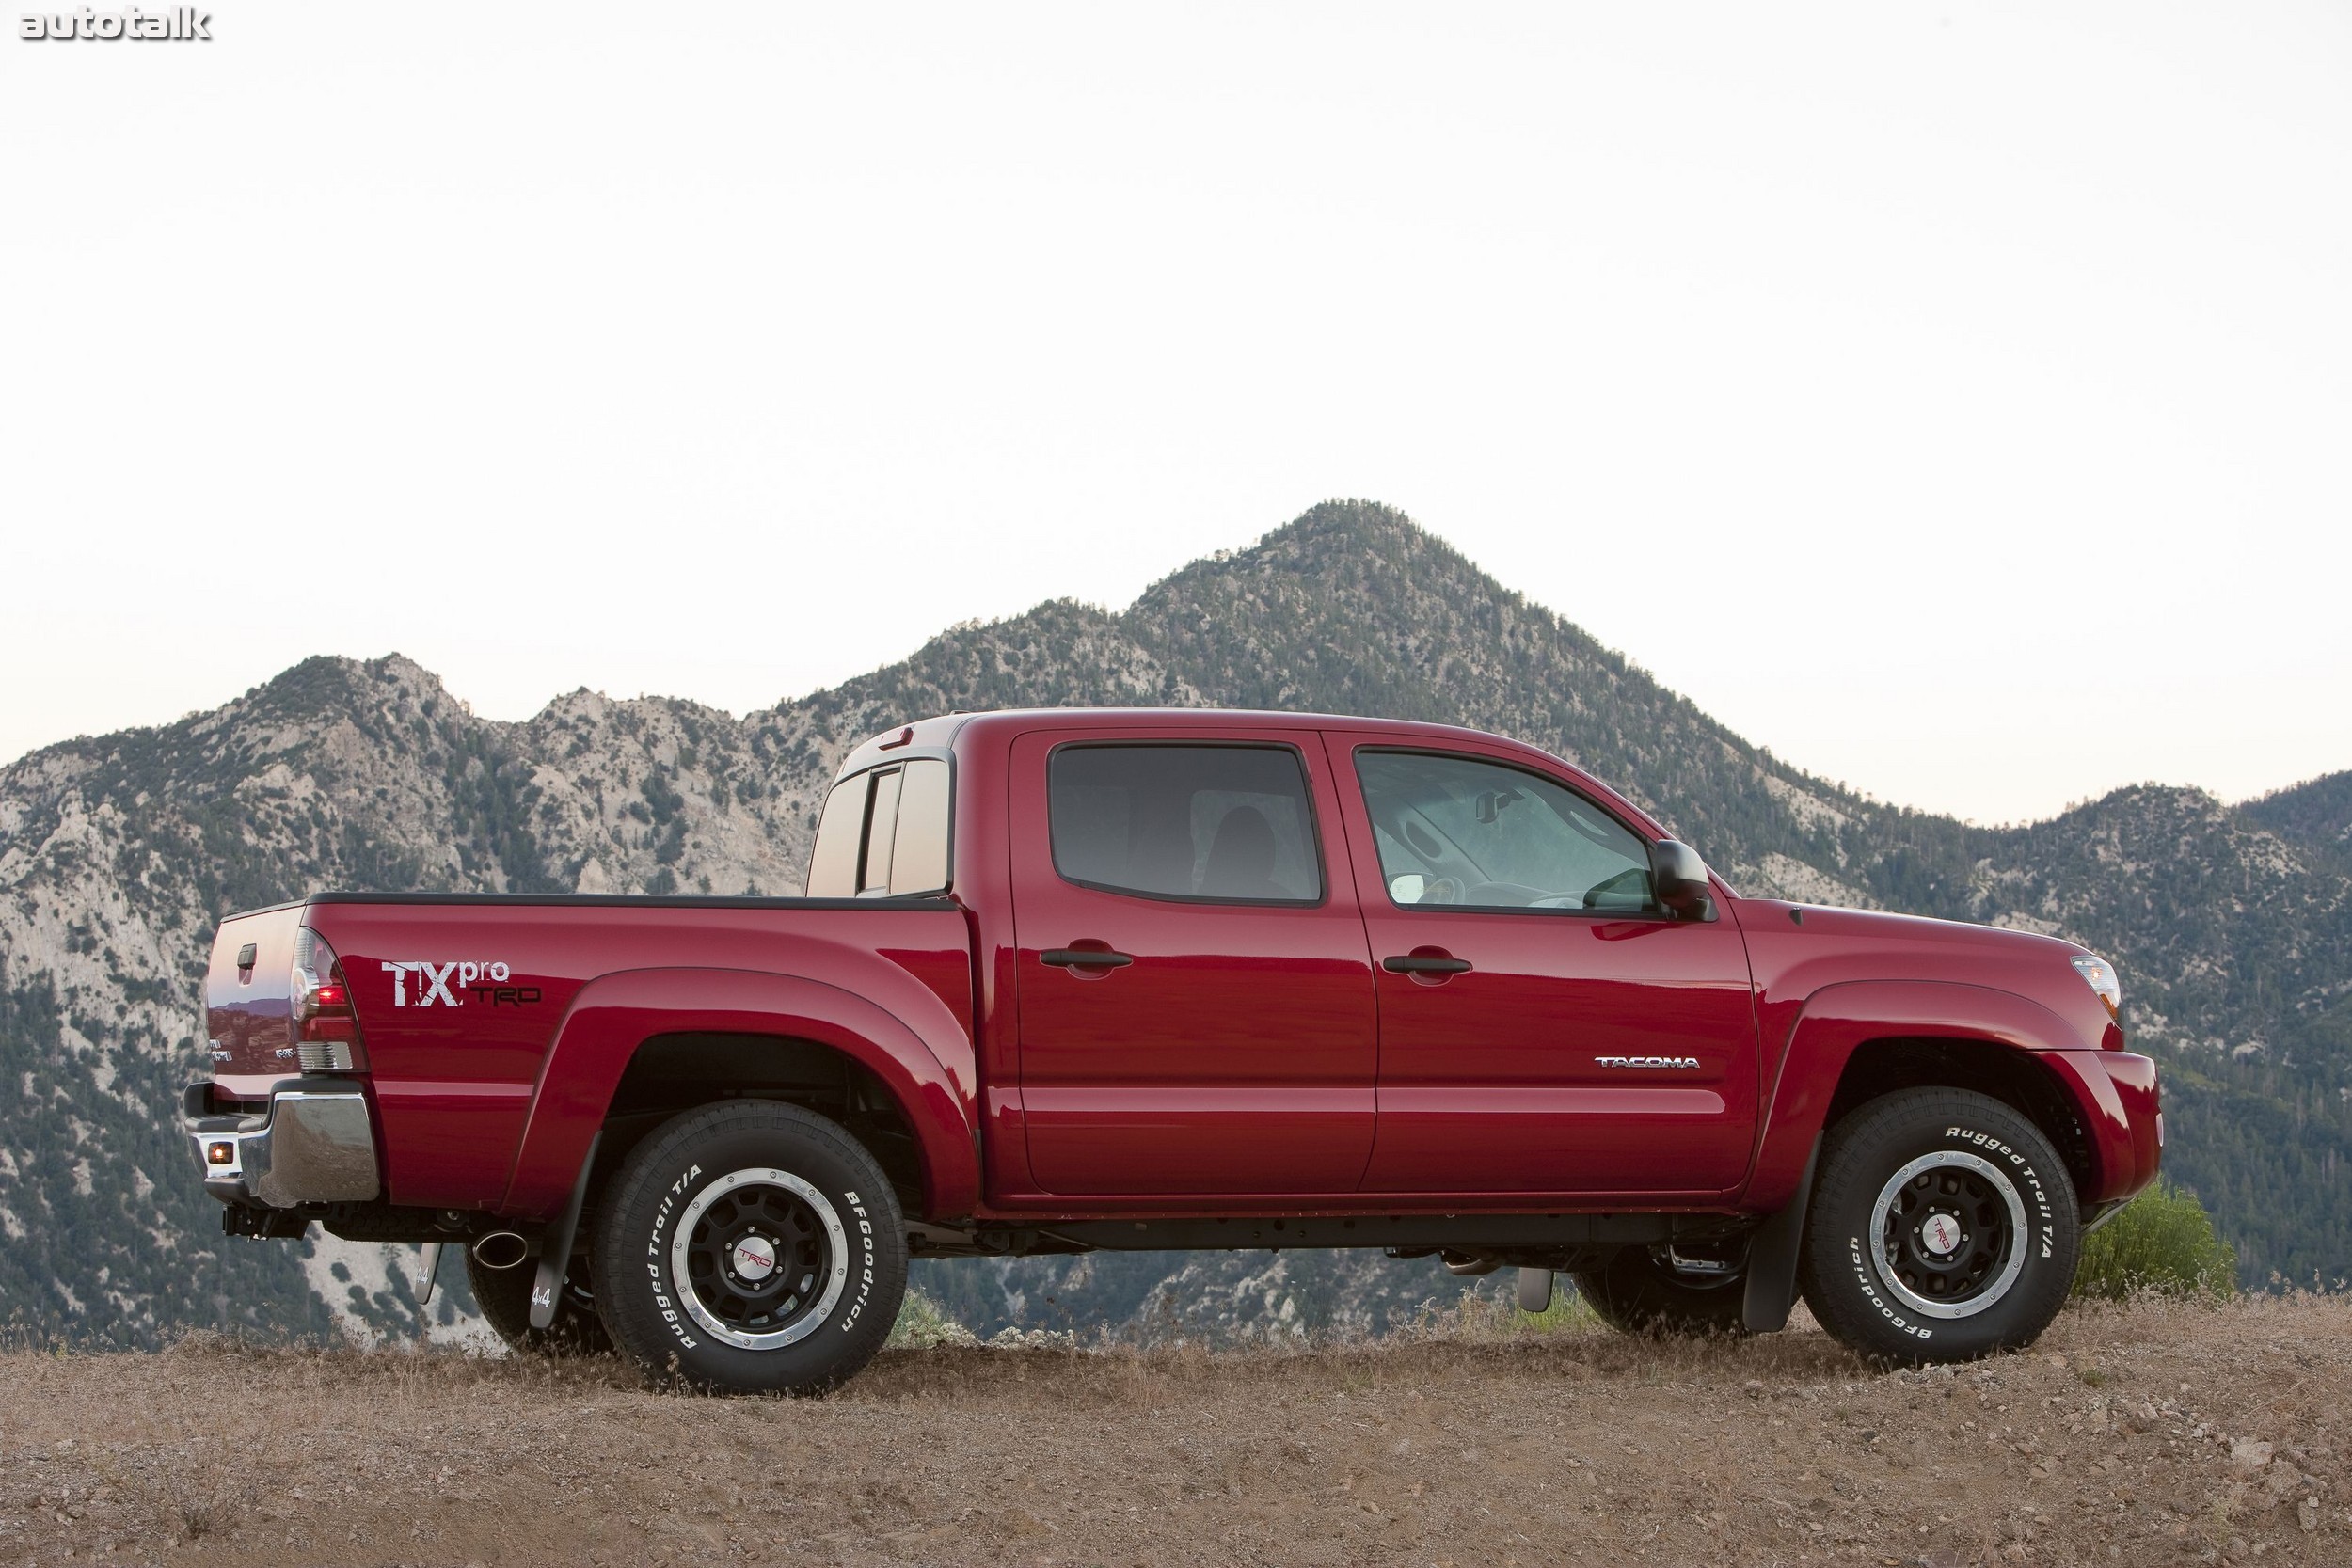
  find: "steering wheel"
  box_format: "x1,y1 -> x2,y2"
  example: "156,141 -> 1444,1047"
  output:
1420,875 -> 1465,905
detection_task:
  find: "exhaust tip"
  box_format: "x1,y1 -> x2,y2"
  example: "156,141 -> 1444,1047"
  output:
471,1230 -> 530,1271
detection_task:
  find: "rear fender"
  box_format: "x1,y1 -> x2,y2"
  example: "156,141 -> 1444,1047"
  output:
501,967 -> 978,1222
1744,980 -> 2095,1212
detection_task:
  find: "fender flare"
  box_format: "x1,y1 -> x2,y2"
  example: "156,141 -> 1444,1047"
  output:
500,967 -> 979,1222
1743,979 -> 2094,1212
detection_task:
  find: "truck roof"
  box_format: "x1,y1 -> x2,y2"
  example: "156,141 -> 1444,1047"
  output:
834,706 -> 1547,778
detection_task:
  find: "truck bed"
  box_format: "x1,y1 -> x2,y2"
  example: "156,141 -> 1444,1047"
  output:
204,892 -> 974,1212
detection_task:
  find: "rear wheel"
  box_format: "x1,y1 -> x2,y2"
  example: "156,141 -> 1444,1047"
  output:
593,1101 -> 906,1396
1570,1243 -> 1749,1337
467,1248 -> 611,1357
1799,1087 -> 2078,1366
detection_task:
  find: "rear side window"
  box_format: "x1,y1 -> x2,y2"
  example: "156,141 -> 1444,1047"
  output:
1049,744 -> 1321,904
806,776 -> 866,896
891,757 -> 952,893
805,758 -> 952,897
860,768 -> 904,893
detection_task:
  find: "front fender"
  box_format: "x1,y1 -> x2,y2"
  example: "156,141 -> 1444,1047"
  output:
1743,979 -> 2095,1212
500,966 -> 979,1222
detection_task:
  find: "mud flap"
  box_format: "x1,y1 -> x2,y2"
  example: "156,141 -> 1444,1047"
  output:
1741,1134 -> 1820,1333
1517,1267 -> 1555,1314
529,1132 -> 599,1330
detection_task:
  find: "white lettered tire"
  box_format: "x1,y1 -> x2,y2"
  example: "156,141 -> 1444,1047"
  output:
593,1101 -> 907,1395
1799,1087 -> 2078,1366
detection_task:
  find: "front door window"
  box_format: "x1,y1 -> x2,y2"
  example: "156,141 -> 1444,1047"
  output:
1356,751 -> 1657,915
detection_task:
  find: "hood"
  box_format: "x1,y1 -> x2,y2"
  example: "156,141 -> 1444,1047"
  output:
1732,897 -> 2122,1053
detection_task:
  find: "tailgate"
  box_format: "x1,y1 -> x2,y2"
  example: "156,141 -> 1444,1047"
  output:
203,903 -> 310,1096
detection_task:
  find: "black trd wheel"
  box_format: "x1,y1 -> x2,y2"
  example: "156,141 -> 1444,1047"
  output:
593,1101 -> 906,1396
467,1249 -> 611,1357
1570,1244 -> 1750,1337
1799,1088 -> 2078,1367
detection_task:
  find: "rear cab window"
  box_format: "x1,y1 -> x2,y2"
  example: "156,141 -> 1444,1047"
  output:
805,757 -> 952,897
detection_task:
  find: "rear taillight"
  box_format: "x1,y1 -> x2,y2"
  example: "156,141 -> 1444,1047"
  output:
292,927 -> 368,1073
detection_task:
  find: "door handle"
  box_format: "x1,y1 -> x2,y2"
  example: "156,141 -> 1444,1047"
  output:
1383,954 -> 1472,975
1041,948 -> 1135,969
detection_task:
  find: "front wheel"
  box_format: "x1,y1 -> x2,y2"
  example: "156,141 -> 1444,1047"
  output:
593,1101 -> 906,1396
1798,1087 -> 2078,1366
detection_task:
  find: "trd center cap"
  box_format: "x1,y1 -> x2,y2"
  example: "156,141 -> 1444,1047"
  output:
731,1235 -> 777,1281
1919,1212 -> 1962,1257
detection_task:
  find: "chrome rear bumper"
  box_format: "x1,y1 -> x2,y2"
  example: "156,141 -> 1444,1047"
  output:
182,1079 -> 380,1208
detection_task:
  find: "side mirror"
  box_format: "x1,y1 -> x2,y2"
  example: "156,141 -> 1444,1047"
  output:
1648,839 -> 1715,921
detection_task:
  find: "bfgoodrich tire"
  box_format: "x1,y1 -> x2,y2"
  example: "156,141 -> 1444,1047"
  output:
593,1101 -> 906,1396
1570,1244 -> 1750,1337
1799,1088 -> 2078,1366
468,1247 -> 612,1357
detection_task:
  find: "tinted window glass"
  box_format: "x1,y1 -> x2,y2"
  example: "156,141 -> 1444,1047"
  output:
810,759 -> 955,898
1355,751 -> 1657,914
806,774 -> 866,896
889,759 -> 952,894
1050,745 -> 1321,903
859,768 -> 903,894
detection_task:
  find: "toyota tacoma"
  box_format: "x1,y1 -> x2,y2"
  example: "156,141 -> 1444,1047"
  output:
183,708 -> 2160,1392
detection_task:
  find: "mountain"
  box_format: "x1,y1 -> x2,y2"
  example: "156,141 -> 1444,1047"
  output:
2246,771 -> 2352,876
2,500 -> 2345,1350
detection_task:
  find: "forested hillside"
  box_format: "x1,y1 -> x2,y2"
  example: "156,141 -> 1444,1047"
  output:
1,500 -> 2344,1347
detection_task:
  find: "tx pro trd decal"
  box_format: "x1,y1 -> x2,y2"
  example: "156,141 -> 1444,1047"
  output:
380,959 -> 539,1007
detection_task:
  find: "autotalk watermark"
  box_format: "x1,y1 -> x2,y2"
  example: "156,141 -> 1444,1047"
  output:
20,8 -> 211,40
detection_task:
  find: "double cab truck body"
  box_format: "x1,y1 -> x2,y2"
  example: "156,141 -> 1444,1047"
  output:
185,708 -> 2161,1390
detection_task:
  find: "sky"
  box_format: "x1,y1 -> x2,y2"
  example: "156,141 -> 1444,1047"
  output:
2,3 -> 2346,826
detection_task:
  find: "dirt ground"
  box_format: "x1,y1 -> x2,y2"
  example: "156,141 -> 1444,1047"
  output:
1,1295 -> 2346,1568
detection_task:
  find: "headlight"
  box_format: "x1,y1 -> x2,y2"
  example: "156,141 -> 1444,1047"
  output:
2070,953 -> 2121,1018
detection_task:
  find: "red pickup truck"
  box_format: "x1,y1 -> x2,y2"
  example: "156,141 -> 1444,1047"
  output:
183,708 -> 2160,1392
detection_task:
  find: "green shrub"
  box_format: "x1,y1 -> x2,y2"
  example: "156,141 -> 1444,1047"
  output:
888,1288 -> 978,1349
2072,1180 -> 2238,1301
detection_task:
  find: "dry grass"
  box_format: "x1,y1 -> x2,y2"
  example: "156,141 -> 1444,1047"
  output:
2,1294 -> 2348,1566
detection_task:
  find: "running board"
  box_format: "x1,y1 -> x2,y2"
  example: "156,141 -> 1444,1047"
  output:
983,1212 -> 1717,1255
